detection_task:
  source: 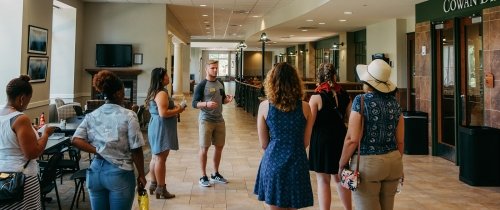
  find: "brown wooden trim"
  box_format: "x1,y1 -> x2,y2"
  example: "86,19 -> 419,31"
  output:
85,68 -> 143,76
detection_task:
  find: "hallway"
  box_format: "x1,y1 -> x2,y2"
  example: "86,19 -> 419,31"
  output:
45,82 -> 500,210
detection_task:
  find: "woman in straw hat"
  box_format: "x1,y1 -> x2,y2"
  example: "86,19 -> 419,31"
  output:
338,59 -> 404,210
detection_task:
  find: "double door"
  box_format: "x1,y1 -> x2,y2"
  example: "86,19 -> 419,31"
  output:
434,16 -> 484,162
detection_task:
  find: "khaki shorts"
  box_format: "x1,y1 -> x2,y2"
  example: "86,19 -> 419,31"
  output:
199,120 -> 226,147
351,150 -> 403,210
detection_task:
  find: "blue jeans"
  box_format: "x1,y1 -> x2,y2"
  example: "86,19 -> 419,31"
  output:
86,158 -> 136,210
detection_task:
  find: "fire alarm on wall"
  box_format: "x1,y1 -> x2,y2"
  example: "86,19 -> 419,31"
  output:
485,72 -> 494,88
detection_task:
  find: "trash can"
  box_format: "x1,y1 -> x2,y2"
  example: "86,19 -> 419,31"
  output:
402,111 -> 429,155
458,126 -> 500,186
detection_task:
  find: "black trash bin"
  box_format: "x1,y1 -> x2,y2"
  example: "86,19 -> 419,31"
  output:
402,111 -> 429,155
458,126 -> 500,186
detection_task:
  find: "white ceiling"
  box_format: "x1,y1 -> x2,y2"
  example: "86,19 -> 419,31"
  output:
83,0 -> 427,49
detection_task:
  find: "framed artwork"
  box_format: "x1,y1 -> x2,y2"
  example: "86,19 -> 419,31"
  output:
27,56 -> 49,83
28,25 -> 48,54
134,53 -> 143,65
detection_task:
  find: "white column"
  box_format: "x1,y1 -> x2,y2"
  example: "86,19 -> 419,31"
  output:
173,41 -> 183,97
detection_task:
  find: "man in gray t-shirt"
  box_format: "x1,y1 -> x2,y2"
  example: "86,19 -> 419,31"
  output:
192,60 -> 233,187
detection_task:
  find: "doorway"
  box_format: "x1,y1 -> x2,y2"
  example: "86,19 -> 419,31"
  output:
434,15 -> 484,162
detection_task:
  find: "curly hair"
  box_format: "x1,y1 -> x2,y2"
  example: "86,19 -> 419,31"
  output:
6,75 -> 32,101
317,63 -> 336,84
92,70 -> 123,100
264,62 -> 303,112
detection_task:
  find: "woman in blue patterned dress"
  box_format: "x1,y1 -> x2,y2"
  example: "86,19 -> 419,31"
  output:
254,62 -> 315,209
338,59 -> 404,210
145,67 -> 185,199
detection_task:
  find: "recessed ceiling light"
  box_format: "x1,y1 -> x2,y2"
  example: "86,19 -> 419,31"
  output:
202,14 -> 208,17
319,22 -> 326,25
344,11 -> 352,15
272,41 -> 277,44
204,21 -> 209,23
205,27 -> 210,29
200,4 -> 206,7
289,34 -> 295,37
206,32 -> 210,34
339,19 -> 347,22
232,33 -> 237,35
301,29 -> 308,32
306,19 -> 314,22
252,15 -> 260,18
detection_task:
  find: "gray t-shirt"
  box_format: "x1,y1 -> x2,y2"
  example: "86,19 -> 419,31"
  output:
199,80 -> 225,123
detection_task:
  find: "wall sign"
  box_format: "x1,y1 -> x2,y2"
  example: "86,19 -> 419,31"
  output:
443,0 -> 497,13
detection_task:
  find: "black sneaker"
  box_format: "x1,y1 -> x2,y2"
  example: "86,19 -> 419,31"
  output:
199,175 -> 211,187
210,172 -> 228,184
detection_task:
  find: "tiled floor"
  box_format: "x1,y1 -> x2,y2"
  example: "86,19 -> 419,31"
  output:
44,82 -> 500,210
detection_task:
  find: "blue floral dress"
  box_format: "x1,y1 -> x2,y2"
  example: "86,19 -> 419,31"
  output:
254,101 -> 313,209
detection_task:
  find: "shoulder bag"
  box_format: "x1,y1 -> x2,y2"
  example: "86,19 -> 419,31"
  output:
340,95 -> 364,191
0,160 -> 30,205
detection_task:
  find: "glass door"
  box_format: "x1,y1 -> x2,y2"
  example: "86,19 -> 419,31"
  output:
435,19 -> 456,161
460,16 -> 484,127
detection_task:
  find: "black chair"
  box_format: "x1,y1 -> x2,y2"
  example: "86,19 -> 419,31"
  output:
40,152 -> 63,210
70,169 -> 87,210
57,146 -> 81,184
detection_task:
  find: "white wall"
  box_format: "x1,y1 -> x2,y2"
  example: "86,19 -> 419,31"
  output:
190,48 -> 202,83
82,3 -> 167,105
366,19 -> 408,88
0,0 -> 23,105
50,1 -> 76,101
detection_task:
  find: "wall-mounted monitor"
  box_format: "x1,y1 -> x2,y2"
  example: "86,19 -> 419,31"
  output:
96,44 -> 133,67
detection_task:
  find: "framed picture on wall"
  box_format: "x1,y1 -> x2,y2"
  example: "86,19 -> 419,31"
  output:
28,25 -> 48,54
27,56 -> 49,83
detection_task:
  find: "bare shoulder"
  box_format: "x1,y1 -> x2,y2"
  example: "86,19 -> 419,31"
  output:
258,100 -> 269,110
302,101 -> 311,115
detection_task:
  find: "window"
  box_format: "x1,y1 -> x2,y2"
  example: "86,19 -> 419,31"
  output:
208,52 -> 230,76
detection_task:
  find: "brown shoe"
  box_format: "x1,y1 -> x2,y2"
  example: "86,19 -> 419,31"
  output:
155,185 -> 175,199
149,181 -> 157,195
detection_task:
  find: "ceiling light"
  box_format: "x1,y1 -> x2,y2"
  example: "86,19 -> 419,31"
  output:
301,29 -> 308,32
206,32 -> 210,34
232,33 -> 237,36
289,35 -> 295,37
200,4 -> 206,7
206,27 -> 210,29
203,21 -> 209,23
202,14 -> 208,17
344,11 -> 352,15
239,24 -> 243,27
252,15 -> 260,18
339,19 -> 347,22
306,19 -> 314,22
319,22 -> 326,25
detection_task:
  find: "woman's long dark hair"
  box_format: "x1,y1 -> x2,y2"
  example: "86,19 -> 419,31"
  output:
145,67 -> 167,108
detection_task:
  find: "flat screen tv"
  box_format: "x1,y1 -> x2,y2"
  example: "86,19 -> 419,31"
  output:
96,44 -> 132,67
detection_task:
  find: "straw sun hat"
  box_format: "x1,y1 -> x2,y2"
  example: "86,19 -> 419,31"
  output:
356,59 -> 396,93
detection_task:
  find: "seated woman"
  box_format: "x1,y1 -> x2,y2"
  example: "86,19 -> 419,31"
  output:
72,70 -> 147,210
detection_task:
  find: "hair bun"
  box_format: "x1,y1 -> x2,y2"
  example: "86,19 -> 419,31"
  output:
19,75 -> 31,82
